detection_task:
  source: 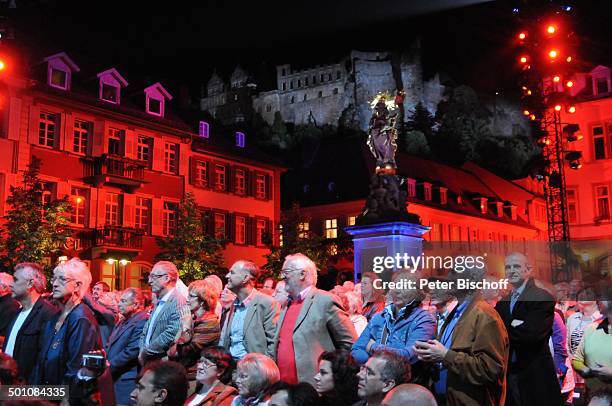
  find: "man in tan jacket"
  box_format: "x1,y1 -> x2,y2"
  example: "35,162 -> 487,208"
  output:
414,267 -> 509,406
220,260 -> 279,360
274,253 -> 357,385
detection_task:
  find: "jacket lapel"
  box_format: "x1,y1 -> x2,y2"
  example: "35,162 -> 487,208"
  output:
293,289 -> 315,333
243,293 -> 259,332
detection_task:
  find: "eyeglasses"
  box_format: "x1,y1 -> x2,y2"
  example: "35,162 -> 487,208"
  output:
51,276 -> 76,285
188,293 -> 199,299
197,359 -> 216,369
281,268 -> 301,278
148,273 -> 167,281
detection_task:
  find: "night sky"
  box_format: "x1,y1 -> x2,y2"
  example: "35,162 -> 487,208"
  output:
8,0 -> 612,98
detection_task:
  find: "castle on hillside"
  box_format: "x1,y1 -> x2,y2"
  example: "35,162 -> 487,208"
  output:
200,47 -> 445,131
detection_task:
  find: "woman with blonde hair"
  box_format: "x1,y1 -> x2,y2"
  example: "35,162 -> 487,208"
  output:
232,353 -> 280,406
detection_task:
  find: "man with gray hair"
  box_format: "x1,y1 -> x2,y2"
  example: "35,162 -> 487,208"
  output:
220,260 -> 279,359
3,263 -> 58,383
139,261 -> 190,365
0,272 -> 19,342
274,253 -> 357,385
414,266 -> 509,405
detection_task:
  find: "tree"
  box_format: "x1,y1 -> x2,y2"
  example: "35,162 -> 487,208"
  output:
155,192 -> 227,283
0,157 -> 73,272
406,102 -> 436,141
262,203 -> 333,279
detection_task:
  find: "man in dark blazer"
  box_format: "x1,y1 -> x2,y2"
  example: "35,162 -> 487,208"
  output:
495,252 -> 561,406
2,263 -> 58,383
107,287 -> 149,406
220,260 -> 280,360
0,272 -> 20,341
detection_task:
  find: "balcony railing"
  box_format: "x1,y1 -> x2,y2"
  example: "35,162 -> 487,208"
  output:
92,225 -> 143,250
83,155 -> 146,190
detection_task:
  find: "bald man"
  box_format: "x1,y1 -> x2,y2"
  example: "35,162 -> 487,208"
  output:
381,384 -> 437,406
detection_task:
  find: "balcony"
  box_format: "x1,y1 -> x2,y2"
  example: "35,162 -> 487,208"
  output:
92,225 -> 144,250
83,155 -> 147,192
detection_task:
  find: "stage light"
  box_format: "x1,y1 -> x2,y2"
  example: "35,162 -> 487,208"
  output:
547,25 -> 556,34
523,110 -> 530,116
0,60 -> 5,71
518,32 -> 527,40
530,114 -> 536,121
568,105 -> 576,114
549,49 -> 558,59
553,75 -> 561,82
527,90 -> 532,95
75,196 -> 83,204
554,104 -> 562,111
519,55 -> 528,63
566,56 -> 572,62
566,80 -> 574,88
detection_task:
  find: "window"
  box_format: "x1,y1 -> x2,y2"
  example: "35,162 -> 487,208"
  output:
320,74 -> 324,82
333,88 -> 338,95
135,197 -> 151,233
234,169 -> 246,195
297,79 -> 301,87
236,132 -> 245,148
313,75 -> 317,84
325,218 -> 338,239
407,179 -> 416,197
162,202 -> 178,236
439,188 -> 448,205
147,97 -> 162,115
336,71 -> 341,79
281,68 -> 286,76
290,81 -> 294,90
567,189 -> 578,223
328,73 -> 332,81
199,121 -> 210,138
70,187 -> 87,226
105,193 -> 121,226
101,83 -> 119,103
108,128 -> 123,156
38,112 -> 57,147
195,161 -> 208,187
290,96 -> 295,104
593,126 -> 606,160
298,222 -> 309,239
305,77 -> 309,86
347,216 -> 356,226
137,136 -> 152,166
50,68 -> 68,89
282,82 -> 286,91
424,184 -> 432,201
214,213 -> 226,239
318,91 -> 323,98
303,94 -> 308,101
596,77 -> 609,95
215,164 -> 226,191
73,120 -> 90,154
235,216 -> 246,244
266,105 -> 272,112
255,174 -> 267,199
164,143 -> 178,174
256,219 -> 266,246
596,186 -> 610,219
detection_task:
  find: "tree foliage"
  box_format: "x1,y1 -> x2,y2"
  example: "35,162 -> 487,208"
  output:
262,203 -> 333,279
155,192 -> 227,283
0,157 -> 73,272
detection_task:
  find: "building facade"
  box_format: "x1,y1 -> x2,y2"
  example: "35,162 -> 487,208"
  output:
0,52 -> 283,289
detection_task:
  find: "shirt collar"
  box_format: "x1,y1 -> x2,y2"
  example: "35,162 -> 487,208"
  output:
512,279 -> 528,297
234,289 -> 256,307
289,286 -> 312,303
158,288 -> 174,303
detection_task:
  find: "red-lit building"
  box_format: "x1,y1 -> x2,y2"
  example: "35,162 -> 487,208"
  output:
0,52 -> 283,289
283,138 -> 551,280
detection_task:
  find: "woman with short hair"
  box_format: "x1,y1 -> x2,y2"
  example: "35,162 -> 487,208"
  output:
170,279 -> 221,389
232,353 -> 280,406
313,350 -> 359,405
184,346 -> 237,406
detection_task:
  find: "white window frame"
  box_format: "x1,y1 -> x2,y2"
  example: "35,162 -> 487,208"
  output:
325,218 -> 338,239
256,219 -> 266,246
214,213 -> 226,239
39,112 -> 57,148
135,196 -> 151,233
255,174 -> 267,199
235,215 -> 246,244
234,169 -> 246,195
164,143 -> 178,174
196,161 -> 208,187
215,165 -> 226,191
596,185 -> 610,220
137,136 -> 152,164
50,68 -> 68,90
70,187 -> 87,226
146,95 -> 163,116
105,193 -> 121,226
73,120 -> 89,155
162,201 -> 178,236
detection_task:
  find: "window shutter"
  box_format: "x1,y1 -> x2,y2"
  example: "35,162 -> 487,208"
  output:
226,164 -> 233,193
152,141 -> 165,172
123,194 -> 136,227
124,129 -> 136,159
97,190 -> 107,228
189,157 -> 196,185
227,214 -> 235,242
151,198 -> 164,236
28,105 -> 40,145
62,112 -> 73,152
248,170 -> 255,196
92,120 -> 105,156
265,174 -> 272,200
246,217 -> 255,246
7,97 -> 22,141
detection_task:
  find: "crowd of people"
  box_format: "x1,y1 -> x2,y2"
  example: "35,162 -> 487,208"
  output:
0,251 -> 611,406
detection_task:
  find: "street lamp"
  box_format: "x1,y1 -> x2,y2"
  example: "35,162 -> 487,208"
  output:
106,257 -> 131,289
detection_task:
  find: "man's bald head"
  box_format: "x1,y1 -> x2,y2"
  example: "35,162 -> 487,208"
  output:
381,384 -> 437,406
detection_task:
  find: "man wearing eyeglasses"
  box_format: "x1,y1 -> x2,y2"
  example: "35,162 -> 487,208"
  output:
139,261 -> 190,365
0,272 -> 20,344
274,253 -> 357,385
219,260 -> 279,360
3,263 -> 59,383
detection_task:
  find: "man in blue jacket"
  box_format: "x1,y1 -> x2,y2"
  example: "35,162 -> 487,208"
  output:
352,271 -> 436,366
107,287 -> 149,406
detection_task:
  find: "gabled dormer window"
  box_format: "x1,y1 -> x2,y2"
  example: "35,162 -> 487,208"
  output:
97,68 -> 128,105
144,82 -> 172,118
199,121 -> 209,138
44,52 -> 80,91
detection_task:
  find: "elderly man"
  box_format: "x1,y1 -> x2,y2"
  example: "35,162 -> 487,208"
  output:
0,273 -> 20,341
381,384 -> 437,406
92,281 -> 111,303
139,261 -> 190,365
107,288 -> 149,406
352,271 -> 436,367
414,267 -> 509,405
360,272 -> 386,321
352,349 -> 412,406
495,252 -> 561,406
220,260 -> 279,360
274,253 -> 357,385
3,263 -> 58,383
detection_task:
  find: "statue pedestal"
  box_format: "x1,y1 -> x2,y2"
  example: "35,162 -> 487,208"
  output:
345,222 -> 430,282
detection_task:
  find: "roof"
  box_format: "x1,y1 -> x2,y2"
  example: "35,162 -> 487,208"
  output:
283,136 -> 537,228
